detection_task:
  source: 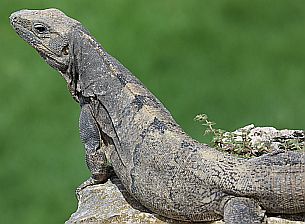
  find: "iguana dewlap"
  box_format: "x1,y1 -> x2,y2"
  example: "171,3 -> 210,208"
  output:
10,9 -> 305,224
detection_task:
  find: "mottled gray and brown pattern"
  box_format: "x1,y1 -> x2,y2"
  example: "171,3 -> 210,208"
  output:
10,9 -> 305,224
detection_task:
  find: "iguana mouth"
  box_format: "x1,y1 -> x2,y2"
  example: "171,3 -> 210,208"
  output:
38,50 -> 68,73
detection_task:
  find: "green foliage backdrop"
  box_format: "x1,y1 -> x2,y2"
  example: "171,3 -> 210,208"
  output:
1,0 -> 305,223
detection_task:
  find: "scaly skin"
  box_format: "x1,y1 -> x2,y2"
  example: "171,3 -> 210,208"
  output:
10,9 -> 305,223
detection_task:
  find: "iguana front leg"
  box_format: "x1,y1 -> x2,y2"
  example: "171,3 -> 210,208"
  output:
77,103 -> 112,193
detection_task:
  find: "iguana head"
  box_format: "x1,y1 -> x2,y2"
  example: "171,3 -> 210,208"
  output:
10,8 -> 79,76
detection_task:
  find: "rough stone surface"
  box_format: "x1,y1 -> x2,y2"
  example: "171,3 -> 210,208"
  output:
66,176 -> 175,224
215,124 -> 304,157
66,176 -> 305,224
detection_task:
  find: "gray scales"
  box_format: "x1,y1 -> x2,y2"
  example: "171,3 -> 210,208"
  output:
10,9 -> 305,224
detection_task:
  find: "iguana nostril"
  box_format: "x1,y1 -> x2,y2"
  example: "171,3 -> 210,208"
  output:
9,15 -> 17,24
9,11 -> 20,23
9,10 -> 30,23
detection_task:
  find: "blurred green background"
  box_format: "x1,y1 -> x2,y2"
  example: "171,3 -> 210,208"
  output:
1,0 -> 305,223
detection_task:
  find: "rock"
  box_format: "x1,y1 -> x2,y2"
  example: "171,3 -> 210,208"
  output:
66,176 -> 169,224
214,124 -> 305,158
66,176 -> 304,224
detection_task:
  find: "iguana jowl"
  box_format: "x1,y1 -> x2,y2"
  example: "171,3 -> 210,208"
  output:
10,9 -> 305,223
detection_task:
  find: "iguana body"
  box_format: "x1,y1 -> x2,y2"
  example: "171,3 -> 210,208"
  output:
10,9 -> 305,223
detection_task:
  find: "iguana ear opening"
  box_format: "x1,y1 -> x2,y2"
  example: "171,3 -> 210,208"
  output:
62,45 -> 69,55
48,36 -> 69,57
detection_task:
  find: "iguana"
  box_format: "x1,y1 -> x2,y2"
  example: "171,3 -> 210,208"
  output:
10,8 -> 305,224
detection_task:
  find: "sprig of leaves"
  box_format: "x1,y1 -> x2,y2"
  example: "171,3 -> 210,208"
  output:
194,114 -> 224,136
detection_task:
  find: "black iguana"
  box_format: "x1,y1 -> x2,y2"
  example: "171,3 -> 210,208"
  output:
10,9 -> 305,224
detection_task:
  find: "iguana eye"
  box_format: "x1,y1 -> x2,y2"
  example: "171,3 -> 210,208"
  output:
33,23 -> 48,34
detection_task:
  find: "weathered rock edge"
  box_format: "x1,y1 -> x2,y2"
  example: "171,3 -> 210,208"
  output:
66,126 -> 305,224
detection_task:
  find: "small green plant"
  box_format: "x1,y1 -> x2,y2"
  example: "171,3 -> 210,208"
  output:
195,114 -> 305,158
194,114 -> 222,136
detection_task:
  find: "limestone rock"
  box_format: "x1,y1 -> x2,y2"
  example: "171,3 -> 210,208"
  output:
66,176 -> 169,224
214,124 -> 304,157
